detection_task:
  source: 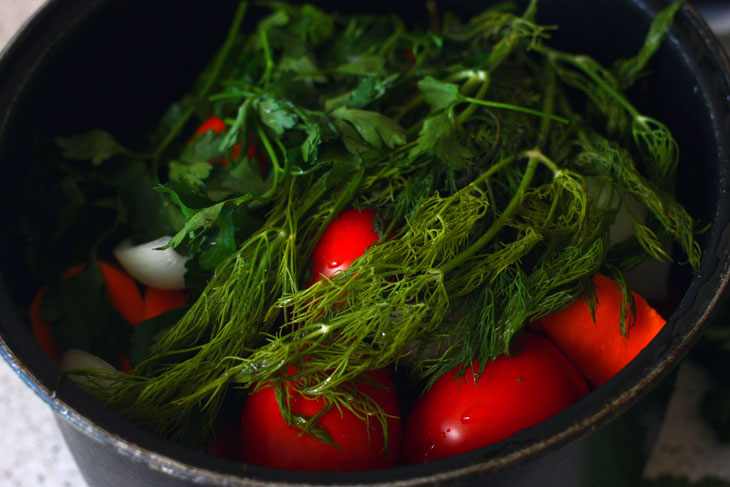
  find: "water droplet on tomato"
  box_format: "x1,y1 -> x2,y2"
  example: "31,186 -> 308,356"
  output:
461,403 -> 491,424
439,432 -> 446,439
446,428 -> 451,432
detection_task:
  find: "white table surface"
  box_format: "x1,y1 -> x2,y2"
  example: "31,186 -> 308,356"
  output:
1,1 -> 730,486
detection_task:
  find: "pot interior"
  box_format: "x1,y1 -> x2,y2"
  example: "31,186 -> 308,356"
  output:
1,0 -> 729,485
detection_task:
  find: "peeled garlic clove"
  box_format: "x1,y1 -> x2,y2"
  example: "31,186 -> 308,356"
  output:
61,349 -> 119,388
113,236 -> 189,290
623,245 -> 673,301
588,180 -> 647,247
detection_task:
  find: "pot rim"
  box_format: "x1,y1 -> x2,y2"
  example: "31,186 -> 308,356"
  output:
1,0 -> 730,485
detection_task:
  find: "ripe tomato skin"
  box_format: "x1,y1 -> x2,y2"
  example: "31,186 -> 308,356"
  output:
195,115 -> 227,136
310,208 -> 379,284
240,369 -> 401,471
402,332 -> 588,464
205,420 -> 243,462
193,115 -> 244,164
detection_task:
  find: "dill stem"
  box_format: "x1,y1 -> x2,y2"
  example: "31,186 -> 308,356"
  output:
380,216 -> 401,243
439,155 -> 539,274
537,46 -> 639,119
299,166 -> 366,266
440,63 -> 558,275
151,1 -> 248,180
294,179 -> 328,221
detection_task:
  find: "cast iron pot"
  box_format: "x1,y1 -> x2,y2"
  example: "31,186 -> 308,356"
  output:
1,0 -> 729,486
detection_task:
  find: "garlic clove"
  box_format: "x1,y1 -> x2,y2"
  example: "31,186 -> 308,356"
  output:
61,349 -> 120,388
113,236 -> 190,291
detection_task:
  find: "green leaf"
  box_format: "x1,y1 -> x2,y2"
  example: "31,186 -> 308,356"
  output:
331,107 -> 406,151
205,159 -> 273,202
418,76 -> 462,112
277,55 -> 327,83
118,162 -> 184,242
199,209 -> 237,270
411,112 -> 472,169
159,184 -> 253,250
324,74 -> 398,111
259,9 -> 290,33
335,55 -> 386,76
180,131 -> 225,163
288,3 -> 335,45
221,98 -> 253,152
613,0 -> 684,88
55,130 -> 134,166
298,110 -> 338,163
169,160 -> 213,190
43,262 -> 133,365
257,94 -> 298,135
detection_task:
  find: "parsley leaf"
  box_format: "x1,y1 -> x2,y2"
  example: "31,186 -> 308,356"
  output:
411,112 -> 473,170
169,160 -> 213,191
55,130 -> 135,166
257,94 -> 298,136
180,131 -> 225,163
332,107 -> 406,152
42,262 -> 133,366
418,76 -> 462,113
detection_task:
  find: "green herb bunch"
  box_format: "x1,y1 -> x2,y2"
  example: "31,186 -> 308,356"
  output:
31,0 -> 700,445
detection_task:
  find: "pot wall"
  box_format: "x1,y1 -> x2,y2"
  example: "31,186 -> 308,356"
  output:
1,0 -> 730,486
54,371 -> 676,487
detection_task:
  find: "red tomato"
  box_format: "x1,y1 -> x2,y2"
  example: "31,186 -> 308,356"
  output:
402,332 -> 588,463
195,115 -> 227,136
143,287 -> 188,320
205,421 -> 243,461
310,208 -> 379,284
193,115 -> 272,174
531,273 -> 666,387
240,368 -> 401,471
194,115 -> 242,164
119,354 -> 133,374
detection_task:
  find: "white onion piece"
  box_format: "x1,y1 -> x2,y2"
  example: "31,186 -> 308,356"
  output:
113,236 -> 190,290
589,181 -> 647,247
61,349 -> 119,388
589,181 -> 670,300
623,246 -> 673,301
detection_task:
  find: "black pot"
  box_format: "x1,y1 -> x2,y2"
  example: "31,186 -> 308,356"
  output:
1,0 -> 729,486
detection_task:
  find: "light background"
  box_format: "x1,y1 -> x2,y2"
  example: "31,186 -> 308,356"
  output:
1,1 -> 730,486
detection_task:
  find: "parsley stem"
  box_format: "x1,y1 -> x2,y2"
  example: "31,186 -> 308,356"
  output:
151,1 -> 248,180
256,121 -> 283,198
457,74 -> 490,126
199,2 -> 248,98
